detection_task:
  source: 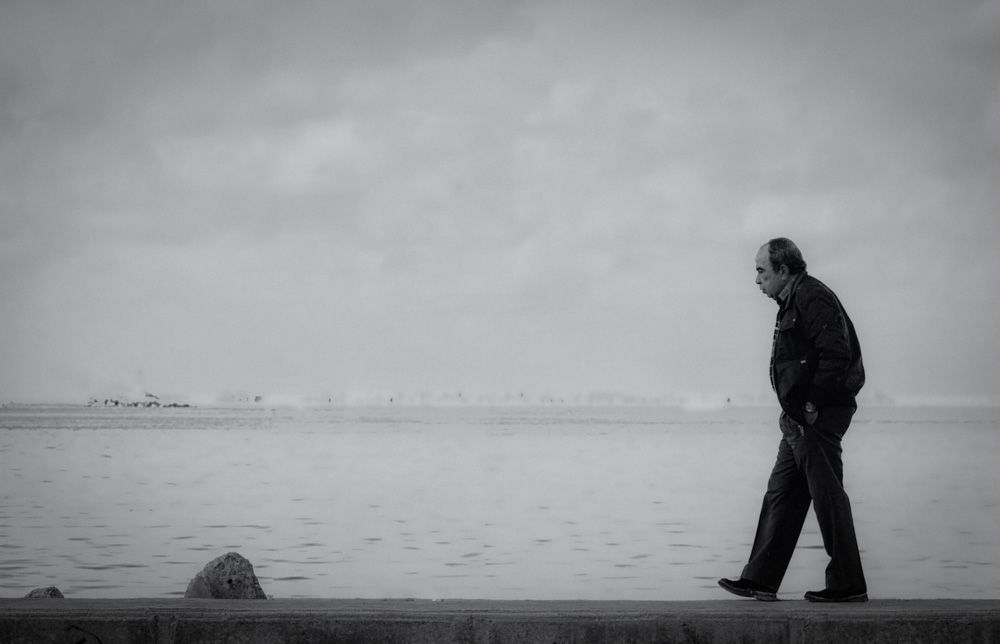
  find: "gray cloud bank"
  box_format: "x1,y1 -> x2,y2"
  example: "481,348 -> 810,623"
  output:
2,1 -> 999,404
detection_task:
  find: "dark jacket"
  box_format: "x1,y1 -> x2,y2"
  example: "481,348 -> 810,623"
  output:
771,273 -> 865,424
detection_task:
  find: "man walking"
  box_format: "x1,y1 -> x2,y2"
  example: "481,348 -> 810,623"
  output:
719,238 -> 868,602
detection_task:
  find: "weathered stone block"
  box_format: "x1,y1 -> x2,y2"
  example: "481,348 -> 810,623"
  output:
184,552 -> 267,599
24,586 -> 63,598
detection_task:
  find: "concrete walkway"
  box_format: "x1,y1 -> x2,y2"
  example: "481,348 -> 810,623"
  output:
2,598 -> 999,643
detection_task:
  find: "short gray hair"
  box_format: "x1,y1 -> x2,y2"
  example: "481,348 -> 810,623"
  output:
766,238 -> 807,274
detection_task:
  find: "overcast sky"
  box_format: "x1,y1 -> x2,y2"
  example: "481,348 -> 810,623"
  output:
2,1 -> 999,405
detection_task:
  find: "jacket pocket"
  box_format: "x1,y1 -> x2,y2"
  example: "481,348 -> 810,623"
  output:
777,314 -> 797,331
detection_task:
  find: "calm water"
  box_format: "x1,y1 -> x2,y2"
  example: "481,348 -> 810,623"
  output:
1,404 -> 997,600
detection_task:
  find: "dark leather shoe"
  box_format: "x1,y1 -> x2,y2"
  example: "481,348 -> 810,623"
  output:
804,588 -> 868,603
718,577 -> 778,601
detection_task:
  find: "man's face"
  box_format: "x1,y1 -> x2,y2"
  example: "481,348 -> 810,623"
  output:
755,246 -> 787,300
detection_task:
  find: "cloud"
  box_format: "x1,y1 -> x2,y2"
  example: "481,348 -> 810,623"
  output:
2,1 -> 999,402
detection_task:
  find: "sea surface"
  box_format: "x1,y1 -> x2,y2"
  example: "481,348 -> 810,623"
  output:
1,404 -> 997,600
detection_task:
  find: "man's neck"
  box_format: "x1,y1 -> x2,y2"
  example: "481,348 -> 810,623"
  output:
777,272 -> 803,305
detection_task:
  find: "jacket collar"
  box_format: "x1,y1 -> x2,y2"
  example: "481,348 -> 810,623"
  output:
777,272 -> 806,309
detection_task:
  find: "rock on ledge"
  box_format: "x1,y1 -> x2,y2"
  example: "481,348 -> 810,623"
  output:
24,587 -> 63,598
184,552 -> 267,599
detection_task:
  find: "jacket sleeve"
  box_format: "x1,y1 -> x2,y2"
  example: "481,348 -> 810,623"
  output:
799,286 -> 854,407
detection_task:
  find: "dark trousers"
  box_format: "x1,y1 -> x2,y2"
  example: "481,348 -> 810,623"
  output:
741,407 -> 866,592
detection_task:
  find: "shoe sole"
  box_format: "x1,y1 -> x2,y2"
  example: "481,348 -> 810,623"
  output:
804,592 -> 868,603
718,580 -> 778,602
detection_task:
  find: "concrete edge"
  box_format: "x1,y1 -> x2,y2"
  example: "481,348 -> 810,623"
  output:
1,599 -> 998,644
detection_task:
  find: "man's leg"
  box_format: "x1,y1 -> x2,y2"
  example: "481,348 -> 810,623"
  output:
741,413 -> 813,591
795,406 -> 866,593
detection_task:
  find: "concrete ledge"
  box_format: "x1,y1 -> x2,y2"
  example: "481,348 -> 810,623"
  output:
2,598 -> 998,643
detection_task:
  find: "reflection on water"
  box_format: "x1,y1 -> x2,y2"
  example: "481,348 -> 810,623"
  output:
1,404 -> 998,600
